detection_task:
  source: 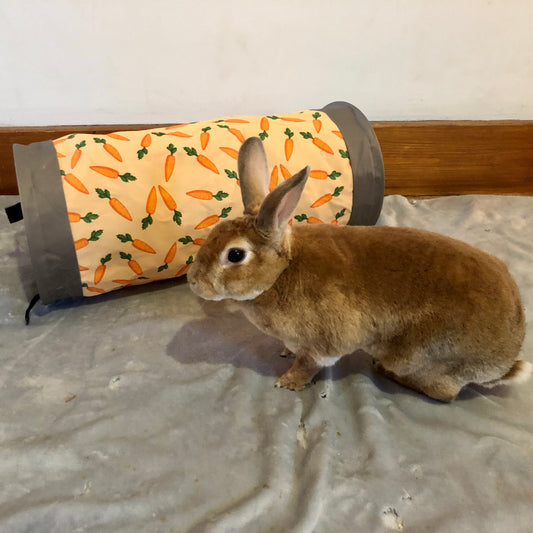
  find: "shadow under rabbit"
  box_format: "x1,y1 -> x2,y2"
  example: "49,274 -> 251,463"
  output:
166,298 -> 413,393
166,300 -> 288,378
168,296 -> 377,381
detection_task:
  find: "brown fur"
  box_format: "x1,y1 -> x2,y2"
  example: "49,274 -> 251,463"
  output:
188,137 -> 528,402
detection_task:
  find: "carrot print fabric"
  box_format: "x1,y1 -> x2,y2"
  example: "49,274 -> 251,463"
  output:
53,110 -> 354,297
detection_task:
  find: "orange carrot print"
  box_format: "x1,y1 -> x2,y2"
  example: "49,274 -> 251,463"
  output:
158,185 -> 182,225
68,211 -> 99,223
112,278 -> 135,286
71,140 -> 86,169
94,254 -> 112,285
142,186 -> 157,229
309,170 -> 341,180
167,131 -> 193,138
79,265 -> 89,272
331,130 -> 343,139
195,207 -> 232,230
309,170 -> 327,180
89,166 -> 118,178
294,214 -> 323,224
223,118 -> 250,124
117,233 -> 156,254
89,166 -> 136,182
175,256 -> 194,277
83,284 -> 106,294
96,188 -> 133,221
158,242 -> 178,272
165,242 -> 177,264
310,186 -> 344,208
279,164 -> 291,179
200,127 -> 211,150
280,116 -> 306,122
219,147 -> 239,160
331,208 -> 346,225
259,117 -> 269,140
312,112 -> 322,133
186,190 -> 229,201
94,138 -> 123,162
138,134 -> 151,159
141,134 -> 151,148
62,170 -> 89,194
184,147 -> 219,174
299,132 -> 334,154
107,133 -> 130,141
218,124 -> 245,143
165,144 -> 177,181
158,185 -> 177,210
179,235 -> 205,246
284,128 -> 294,161
74,229 -> 103,250
146,186 -> 157,212
269,166 -> 279,191
120,251 -> 143,275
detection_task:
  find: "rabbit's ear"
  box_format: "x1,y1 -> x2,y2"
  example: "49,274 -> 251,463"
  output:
238,137 -> 270,215
257,166 -> 309,237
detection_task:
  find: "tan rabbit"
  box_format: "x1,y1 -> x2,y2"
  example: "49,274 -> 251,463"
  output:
187,137 -> 529,401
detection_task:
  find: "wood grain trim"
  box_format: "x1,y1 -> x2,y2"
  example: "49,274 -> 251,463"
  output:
1,122 -> 532,197
375,121 -> 533,197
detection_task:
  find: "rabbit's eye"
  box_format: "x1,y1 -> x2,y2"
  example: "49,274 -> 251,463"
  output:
227,248 -> 246,263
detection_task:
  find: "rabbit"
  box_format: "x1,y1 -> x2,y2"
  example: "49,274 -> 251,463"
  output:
187,137 -> 530,402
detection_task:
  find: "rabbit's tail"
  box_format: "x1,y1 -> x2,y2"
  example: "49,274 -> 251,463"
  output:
483,360 -> 532,388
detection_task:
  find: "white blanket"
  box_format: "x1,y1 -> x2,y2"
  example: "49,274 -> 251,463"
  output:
1,194 -> 532,532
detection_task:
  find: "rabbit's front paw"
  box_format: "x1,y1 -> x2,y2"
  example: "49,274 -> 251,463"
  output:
275,371 -> 311,391
276,352 -> 322,391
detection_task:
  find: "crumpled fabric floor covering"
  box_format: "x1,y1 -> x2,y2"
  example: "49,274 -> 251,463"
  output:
1,194 -> 532,532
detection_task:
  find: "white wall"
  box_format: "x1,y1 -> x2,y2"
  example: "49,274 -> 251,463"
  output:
1,0 -> 532,126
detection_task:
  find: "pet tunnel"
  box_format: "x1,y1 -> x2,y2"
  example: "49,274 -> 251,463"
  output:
10,101 -> 384,305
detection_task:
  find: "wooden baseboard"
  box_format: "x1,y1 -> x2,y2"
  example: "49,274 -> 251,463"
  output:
374,121 -> 533,197
1,121 -> 532,197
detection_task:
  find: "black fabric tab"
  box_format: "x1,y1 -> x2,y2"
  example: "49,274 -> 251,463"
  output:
25,293 -> 41,325
5,203 -> 23,223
